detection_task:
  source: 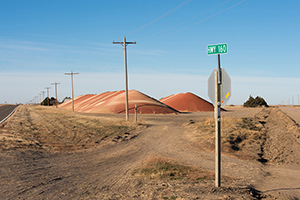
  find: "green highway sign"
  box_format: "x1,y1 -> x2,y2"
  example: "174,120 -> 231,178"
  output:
207,43 -> 227,55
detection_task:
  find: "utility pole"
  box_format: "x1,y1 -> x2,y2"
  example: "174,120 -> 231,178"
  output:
41,91 -> 46,104
65,71 -> 79,112
39,93 -> 41,104
51,82 -> 61,108
45,87 -> 51,106
135,104 -> 137,122
113,36 -> 136,121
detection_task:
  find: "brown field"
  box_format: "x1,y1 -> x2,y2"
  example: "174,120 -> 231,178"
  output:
0,105 -> 300,199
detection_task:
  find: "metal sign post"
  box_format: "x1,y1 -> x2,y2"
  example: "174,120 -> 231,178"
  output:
215,54 -> 221,187
207,43 -> 231,187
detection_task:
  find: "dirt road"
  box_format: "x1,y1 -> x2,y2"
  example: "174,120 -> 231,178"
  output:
0,105 -> 299,199
279,106 -> 300,124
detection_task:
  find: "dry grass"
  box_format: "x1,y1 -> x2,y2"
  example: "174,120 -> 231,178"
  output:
185,115 -> 266,160
132,157 -> 215,181
0,105 -> 145,151
185,107 -> 300,165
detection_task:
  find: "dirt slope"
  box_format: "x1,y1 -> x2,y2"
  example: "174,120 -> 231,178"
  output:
58,94 -> 95,110
87,90 -> 178,114
59,90 -> 178,114
0,105 -> 300,199
160,92 -> 214,112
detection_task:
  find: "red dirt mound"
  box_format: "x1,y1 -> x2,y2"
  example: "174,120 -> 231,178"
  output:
160,92 -> 214,112
58,94 -> 95,110
76,91 -> 124,113
59,90 -> 178,114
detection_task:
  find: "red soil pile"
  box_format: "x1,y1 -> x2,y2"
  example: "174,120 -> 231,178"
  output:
58,94 -> 95,110
76,91 -> 124,113
160,92 -> 214,112
59,90 -> 178,114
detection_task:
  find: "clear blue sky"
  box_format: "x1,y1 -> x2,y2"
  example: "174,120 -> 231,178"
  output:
0,0 -> 299,105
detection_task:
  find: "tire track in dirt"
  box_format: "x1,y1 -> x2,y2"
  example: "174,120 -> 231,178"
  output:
2,106 -> 300,199
1,106 -> 265,199
1,120 -> 195,199
30,108 -> 86,146
0,118 -> 153,199
0,144 -> 149,199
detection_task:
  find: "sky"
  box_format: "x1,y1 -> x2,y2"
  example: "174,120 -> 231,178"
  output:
0,0 -> 299,105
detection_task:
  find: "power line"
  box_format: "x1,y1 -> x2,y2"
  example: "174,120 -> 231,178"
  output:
93,1 -> 191,69
93,0 -> 245,71
84,44 -> 116,70
139,0 -> 246,45
95,0 -> 241,70
137,0 -> 232,42
97,53 -> 120,69
126,0 -> 192,36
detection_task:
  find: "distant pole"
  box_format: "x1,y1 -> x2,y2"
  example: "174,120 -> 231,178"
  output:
45,87 -> 51,106
51,82 -> 61,108
39,93 -> 41,104
215,54 -> 221,187
298,94 -> 299,105
65,71 -> 79,112
41,91 -> 46,104
113,36 -> 136,121
135,104 -> 137,122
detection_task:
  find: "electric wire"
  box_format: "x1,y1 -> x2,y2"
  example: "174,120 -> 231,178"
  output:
137,0 -> 232,41
97,0 -> 245,69
100,0 -> 224,68
83,44 -> 115,70
95,46 -> 124,70
126,0 -> 192,36
99,53 -> 120,69
139,0 -> 246,45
